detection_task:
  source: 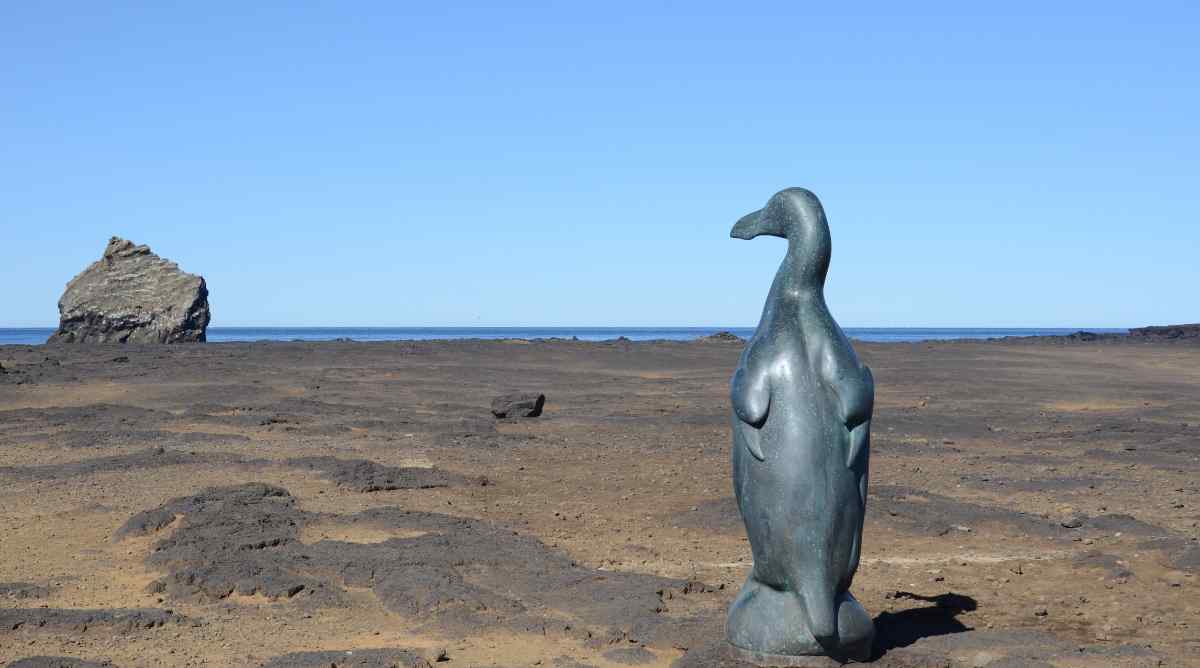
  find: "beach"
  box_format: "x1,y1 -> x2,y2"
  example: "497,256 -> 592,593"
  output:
0,337 -> 1197,667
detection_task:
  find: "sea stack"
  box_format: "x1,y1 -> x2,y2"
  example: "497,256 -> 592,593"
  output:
48,237 -> 211,344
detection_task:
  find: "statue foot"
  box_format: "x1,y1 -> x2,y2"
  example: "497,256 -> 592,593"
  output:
726,578 -> 874,664
833,591 -> 874,662
726,578 -> 823,657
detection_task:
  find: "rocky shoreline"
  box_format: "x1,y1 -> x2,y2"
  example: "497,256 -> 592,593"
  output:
1,337 -> 1197,666
990,324 -> 1200,345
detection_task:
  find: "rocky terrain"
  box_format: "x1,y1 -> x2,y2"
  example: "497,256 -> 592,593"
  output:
1002,325 -> 1200,345
0,337 -> 1197,666
48,238 -> 210,344
1129,324 -> 1200,341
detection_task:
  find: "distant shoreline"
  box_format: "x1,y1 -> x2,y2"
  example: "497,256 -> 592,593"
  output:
1,326 -> 1138,346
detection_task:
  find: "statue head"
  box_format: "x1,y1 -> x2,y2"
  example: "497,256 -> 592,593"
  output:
730,187 -> 828,241
731,187 -> 832,284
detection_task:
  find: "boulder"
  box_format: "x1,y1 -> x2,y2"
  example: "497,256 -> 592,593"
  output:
48,237 -> 210,344
490,392 -> 545,418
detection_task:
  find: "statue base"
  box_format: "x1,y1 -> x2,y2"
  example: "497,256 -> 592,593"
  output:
727,643 -> 857,667
725,578 -> 874,664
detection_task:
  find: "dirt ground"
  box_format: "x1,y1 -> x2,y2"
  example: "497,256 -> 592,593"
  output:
0,337 -> 1197,667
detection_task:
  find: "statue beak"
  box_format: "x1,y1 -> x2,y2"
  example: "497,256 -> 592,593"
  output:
730,210 -> 763,239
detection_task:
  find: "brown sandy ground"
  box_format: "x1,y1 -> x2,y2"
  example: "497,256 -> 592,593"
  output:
0,338 -> 1197,667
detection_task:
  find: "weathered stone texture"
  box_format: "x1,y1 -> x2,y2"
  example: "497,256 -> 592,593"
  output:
49,237 -> 209,344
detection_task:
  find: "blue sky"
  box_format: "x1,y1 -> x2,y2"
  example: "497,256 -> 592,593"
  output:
2,2 -> 1196,327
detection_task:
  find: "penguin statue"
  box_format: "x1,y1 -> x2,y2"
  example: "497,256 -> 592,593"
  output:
726,188 -> 875,664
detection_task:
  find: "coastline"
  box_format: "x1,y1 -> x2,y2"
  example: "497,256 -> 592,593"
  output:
0,325 -> 1138,347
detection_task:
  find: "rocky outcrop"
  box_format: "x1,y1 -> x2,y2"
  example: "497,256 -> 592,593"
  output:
48,237 -> 210,344
490,392 -> 545,418
1129,324 -> 1200,340
699,331 -> 743,343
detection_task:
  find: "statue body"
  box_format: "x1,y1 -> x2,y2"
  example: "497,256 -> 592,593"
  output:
726,188 -> 875,664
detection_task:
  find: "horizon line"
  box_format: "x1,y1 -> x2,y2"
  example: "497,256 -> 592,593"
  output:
0,324 -> 1138,330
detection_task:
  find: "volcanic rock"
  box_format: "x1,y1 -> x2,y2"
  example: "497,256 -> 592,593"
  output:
0,607 -> 189,633
6,659 -> 117,668
490,392 -> 545,418
261,649 -> 431,668
284,456 -> 462,492
699,331 -> 743,343
0,582 -> 50,599
48,237 -> 210,344
1129,323 -> 1200,340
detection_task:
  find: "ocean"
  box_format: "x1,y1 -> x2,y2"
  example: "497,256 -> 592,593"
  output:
0,327 -> 1128,346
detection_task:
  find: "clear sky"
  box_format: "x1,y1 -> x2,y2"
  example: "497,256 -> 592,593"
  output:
2,2 -> 1196,328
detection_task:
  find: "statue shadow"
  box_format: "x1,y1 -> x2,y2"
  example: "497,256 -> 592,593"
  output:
870,591 -> 977,660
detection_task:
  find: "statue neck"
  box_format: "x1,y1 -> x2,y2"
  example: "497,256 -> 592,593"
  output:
771,239 -> 828,303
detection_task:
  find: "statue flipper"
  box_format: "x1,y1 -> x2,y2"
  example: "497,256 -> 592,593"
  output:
732,363 -> 771,428
835,364 -> 873,429
827,363 -> 873,469
846,420 -> 869,470
742,428 -> 766,461
732,362 -> 771,460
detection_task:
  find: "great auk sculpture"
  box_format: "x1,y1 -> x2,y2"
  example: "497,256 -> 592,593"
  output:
726,187 -> 875,664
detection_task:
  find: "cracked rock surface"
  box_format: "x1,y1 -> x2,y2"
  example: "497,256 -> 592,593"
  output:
48,237 -> 210,344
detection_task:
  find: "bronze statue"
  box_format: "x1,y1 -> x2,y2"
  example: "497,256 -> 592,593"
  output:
726,188 -> 875,663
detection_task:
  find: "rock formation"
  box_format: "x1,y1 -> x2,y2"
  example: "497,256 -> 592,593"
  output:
49,237 -> 210,344
490,392 -> 545,418
699,331 -> 743,343
1129,324 -> 1200,340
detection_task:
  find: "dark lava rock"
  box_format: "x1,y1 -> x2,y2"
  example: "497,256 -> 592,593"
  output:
669,641 -> 756,668
0,364 -> 28,384
602,646 -> 657,664
116,483 -> 699,648
0,404 -> 168,432
286,456 -> 461,492
870,485 -> 1061,538
552,658 -> 598,668
113,483 -> 322,602
261,649 -> 431,668
1129,323 -> 1200,340
0,582 -> 50,599
0,399 -> 254,449
1171,544 -> 1200,573
6,658 -> 116,668
0,449 -> 251,482
491,392 -> 546,418
1086,513 -> 1167,536
0,608 -> 188,634
698,331 -> 743,343
1072,551 -> 1135,579
48,237 -> 210,344
57,429 -> 251,450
